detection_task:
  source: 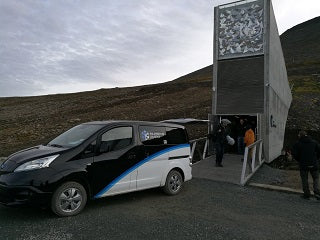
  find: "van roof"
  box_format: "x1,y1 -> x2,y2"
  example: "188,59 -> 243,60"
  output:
82,120 -> 185,129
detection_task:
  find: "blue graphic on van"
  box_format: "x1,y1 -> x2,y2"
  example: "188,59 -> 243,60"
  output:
94,144 -> 190,199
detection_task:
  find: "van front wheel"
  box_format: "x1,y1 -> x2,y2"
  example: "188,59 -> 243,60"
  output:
163,170 -> 183,195
51,181 -> 87,217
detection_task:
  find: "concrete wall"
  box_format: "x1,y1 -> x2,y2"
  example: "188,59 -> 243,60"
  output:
267,1 -> 292,107
264,0 -> 292,162
266,89 -> 290,160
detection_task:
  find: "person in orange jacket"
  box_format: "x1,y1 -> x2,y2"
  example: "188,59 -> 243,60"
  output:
244,125 -> 255,147
244,125 -> 255,164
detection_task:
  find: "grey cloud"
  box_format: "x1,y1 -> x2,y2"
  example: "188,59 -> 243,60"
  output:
0,0 -> 213,96
0,79 -> 44,97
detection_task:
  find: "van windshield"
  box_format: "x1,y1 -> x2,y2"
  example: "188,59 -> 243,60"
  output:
47,124 -> 103,148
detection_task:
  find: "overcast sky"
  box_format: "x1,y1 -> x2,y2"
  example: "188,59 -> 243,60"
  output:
0,0 -> 319,97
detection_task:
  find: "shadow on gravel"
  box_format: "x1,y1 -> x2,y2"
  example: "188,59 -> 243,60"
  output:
0,205 -> 53,220
0,185 -> 191,219
0,190 -> 161,219
85,188 -> 165,212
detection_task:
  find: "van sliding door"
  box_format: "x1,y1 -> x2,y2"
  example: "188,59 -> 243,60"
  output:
137,126 -> 168,190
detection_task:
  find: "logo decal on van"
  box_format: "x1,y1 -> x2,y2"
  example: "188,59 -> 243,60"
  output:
140,129 -> 165,141
141,130 -> 150,141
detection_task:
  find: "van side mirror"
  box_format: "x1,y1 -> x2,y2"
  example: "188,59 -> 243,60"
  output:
84,145 -> 94,155
83,140 -> 96,156
99,142 -> 110,153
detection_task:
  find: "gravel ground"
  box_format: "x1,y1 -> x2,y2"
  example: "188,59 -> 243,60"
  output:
249,164 -> 306,190
0,178 -> 320,240
249,164 -> 288,185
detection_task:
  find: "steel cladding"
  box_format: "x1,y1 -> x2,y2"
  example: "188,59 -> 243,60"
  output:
217,56 -> 264,114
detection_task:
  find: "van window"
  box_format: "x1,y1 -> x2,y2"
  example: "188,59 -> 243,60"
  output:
139,126 -> 166,145
100,127 -> 133,152
166,127 -> 187,144
48,124 -> 103,148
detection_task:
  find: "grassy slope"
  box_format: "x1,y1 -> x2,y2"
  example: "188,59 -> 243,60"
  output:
281,17 -> 320,133
0,77 -> 212,156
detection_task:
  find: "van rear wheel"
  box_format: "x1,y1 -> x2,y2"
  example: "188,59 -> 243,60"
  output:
51,181 -> 87,217
163,170 -> 183,195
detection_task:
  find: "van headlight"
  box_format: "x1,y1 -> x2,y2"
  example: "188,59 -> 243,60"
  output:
14,155 -> 59,172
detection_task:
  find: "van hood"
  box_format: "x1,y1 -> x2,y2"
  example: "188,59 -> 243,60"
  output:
0,145 -> 66,172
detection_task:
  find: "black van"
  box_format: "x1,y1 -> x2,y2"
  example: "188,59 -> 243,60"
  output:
0,121 -> 192,216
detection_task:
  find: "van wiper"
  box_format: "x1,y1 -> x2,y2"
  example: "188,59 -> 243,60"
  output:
48,144 -> 65,148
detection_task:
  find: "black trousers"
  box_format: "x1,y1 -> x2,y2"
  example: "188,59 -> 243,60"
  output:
215,143 -> 224,164
300,167 -> 320,196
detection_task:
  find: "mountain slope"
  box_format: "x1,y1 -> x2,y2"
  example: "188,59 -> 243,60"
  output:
0,80 -> 212,156
281,16 -> 320,74
280,17 -> 320,136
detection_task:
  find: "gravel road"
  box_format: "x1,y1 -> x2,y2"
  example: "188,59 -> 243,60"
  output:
0,178 -> 319,240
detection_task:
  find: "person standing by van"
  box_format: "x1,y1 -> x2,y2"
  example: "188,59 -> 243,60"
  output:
213,119 -> 230,167
292,131 -> 320,200
236,118 -> 246,155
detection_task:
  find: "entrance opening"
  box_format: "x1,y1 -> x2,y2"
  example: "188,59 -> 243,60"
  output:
217,115 -> 258,154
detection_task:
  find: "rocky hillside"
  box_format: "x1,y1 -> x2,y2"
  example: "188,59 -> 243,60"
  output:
280,17 -> 320,137
281,16 -> 320,75
0,79 -> 211,156
1,17 -> 320,156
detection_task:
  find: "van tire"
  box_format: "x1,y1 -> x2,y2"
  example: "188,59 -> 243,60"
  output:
163,170 -> 183,195
51,181 -> 87,217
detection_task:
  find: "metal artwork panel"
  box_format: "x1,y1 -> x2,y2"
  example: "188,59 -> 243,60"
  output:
218,0 -> 264,59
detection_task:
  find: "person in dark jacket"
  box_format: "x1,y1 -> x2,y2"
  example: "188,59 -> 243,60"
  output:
236,118 -> 246,155
292,131 -> 320,199
213,119 -> 230,167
